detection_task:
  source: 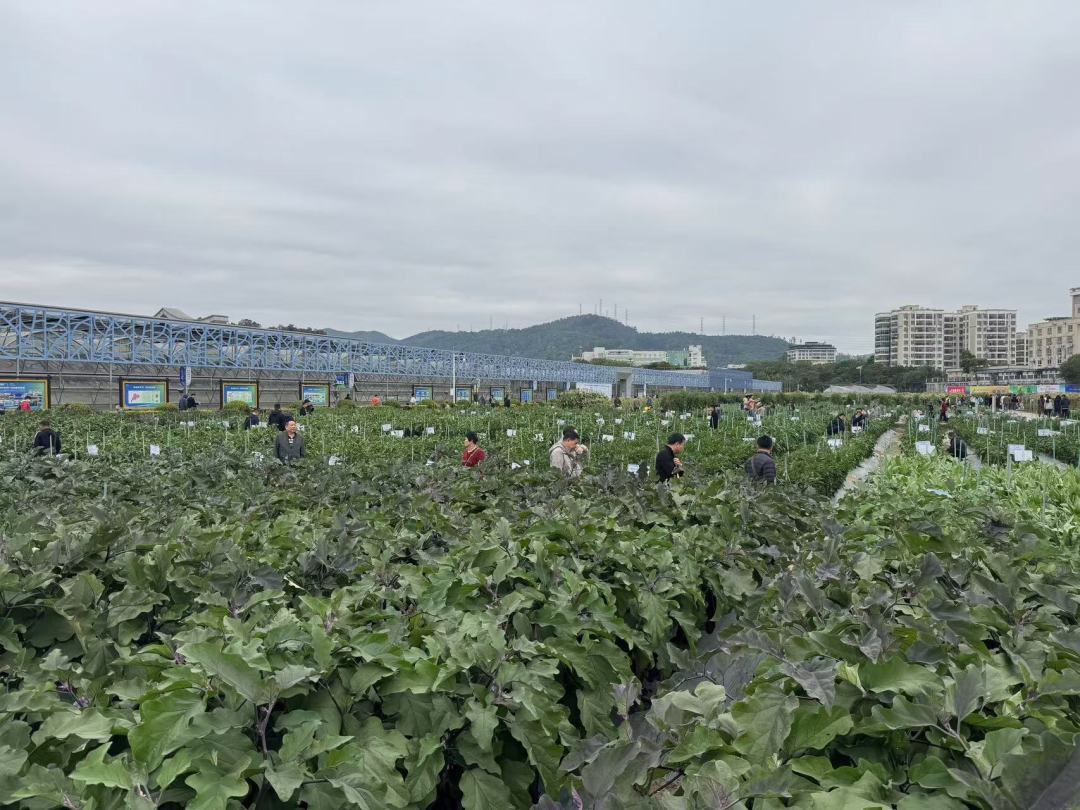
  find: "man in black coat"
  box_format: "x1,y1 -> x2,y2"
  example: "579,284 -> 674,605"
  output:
655,433 -> 686,483
268,403 -> 286,431
33,420 -> 62,455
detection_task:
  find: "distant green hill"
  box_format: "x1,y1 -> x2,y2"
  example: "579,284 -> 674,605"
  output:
329,315 -> 789,367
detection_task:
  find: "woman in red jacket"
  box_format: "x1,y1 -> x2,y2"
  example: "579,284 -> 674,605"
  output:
462,431 -> 486,467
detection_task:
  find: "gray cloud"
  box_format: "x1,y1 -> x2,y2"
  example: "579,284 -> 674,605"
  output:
2,0 -> 1079,352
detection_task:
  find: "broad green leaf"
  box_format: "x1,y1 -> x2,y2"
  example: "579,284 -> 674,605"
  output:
860,659 -> 941,695
460,767 -> 513,809
71,745 -> 133,789
181,642 -> 270,704
946,665 -> 985,721
781,657 -> 837,707
154,749 -> 194,791
31,709 -> 116,744
465,700 -> 499,752
186,770 -> 251,810
275,664 -> 317,691
129,690 -> 205,771
0,745 -> 28,777
266,760 -> 308,801
732,687 -> 798,764
786,705 -> 853,752
870,696 -> 941,730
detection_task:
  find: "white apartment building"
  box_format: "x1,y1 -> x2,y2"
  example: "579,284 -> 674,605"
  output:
577,345 -> 706,368
1012,331 -> 1028,367
874,306 -> 946,368
943,306 -> 1017,369
1027,288 -> 1080,368
876,304 -> 1017,370
786,342 -> 837,364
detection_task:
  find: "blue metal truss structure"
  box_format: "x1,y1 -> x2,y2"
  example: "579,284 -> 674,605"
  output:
0,302 -> 774,391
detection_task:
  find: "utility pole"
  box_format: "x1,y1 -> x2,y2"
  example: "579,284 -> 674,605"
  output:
722,316 -> 726,335
579,303 -> 582,315
700,317 -> 704,334
752,315 -> 756,335
600,298 -> 603,318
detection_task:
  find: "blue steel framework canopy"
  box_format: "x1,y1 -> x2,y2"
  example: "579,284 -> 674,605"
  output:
0,302 -> 769,391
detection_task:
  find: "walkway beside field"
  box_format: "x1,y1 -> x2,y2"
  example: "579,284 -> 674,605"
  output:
831,419 -> 906,504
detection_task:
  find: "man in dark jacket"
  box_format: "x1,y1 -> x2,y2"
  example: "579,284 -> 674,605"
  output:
826,414 -> 846,437
243,409 -> 260,430
745,435 -> 776,483
33,420 -> 62,455
274,420 -> 305,463
268,404 -> 286,431
655,433 -> 686,483
710,406 -> 721,429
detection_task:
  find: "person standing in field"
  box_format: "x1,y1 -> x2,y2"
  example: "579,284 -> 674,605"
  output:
710,406 -> 721,429
549,427 -> 589,477
947,430 -> 967,460
826,413 -> 846,437
462,431 -> 486,467
243,409 -> 260,430
32,420 -> 62,455
268,403 -> 286,431
19,395 -> 32,413
745,435 -> 776,483
655,433 -> 686,482
275,420 -> 305,463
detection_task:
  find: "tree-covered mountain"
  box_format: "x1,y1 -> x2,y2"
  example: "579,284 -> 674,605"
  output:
328,315 -> 789,367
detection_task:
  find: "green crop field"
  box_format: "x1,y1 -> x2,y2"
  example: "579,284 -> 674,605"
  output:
1,399 -> 1078,809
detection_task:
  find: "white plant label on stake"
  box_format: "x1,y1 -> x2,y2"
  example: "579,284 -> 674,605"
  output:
425,427 -> 436,435
826,438 -> 843,449
149,444 -> 161,457
918,424 -> 930,433
297,424 -> 306,432
187,421 -> 196,427
510,462 -> 521,470
392,430 -> 405,438
523,459 -> 531,466
328,455 -> 339,466
534,433 -> 545,441
557,419 -> 566,426
602,434 -> 614,442
623,431 -> 636,440
626,463 -> 640,474
252,452 -> 264,462
506,429 -> 517,437
684,434 -> 694,441
851,426 -> 863,434
351,425 -> 359,433
87,444 -> 99,457
914,441 -> 935,456
742,437 -> 755,443
614,418 -> 623,425
976,427 -> 989,435
221,420 -> 230,428
381,424 -> 392,432
1038,428 -> 1057,437
426,459 -> 435,466
661,419 -> 671,427
790,417 -> 800,422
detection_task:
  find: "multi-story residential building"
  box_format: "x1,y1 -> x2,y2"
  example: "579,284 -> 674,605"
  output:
943,306 -> 1017,369
876,304 -> 1017,370
786,341 -> 837,364
1027,288 -> 1080,368
1012,331 -> 1028,367
874,306 -> 946,368
576,345 -> 707,368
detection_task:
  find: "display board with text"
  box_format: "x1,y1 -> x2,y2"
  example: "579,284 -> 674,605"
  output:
413,386 -> 432,402
490,387 -> 505,401
546,388 -> 559,401
221,382 -> 259,407
456,388 -> 472,402
520,389 -> 533,403
0,378 -> 49,411
121,380 -> 168,409
300,383 -> 330,407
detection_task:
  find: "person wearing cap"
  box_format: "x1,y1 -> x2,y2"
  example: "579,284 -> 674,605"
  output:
655,433 -> 686,482
745,435 -> 776,484
243,409 -> 261,430
549,427 -> 589,477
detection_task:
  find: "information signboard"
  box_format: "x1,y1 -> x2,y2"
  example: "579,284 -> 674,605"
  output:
221,382 -> 259,407
121,380 -> 168,409
546,388 -> 559,401
520,389 -> 533,403
300,383 -> 330,407
413,386 -> 432,402
489,387 -> 505,401
455,387 -> 472,402
0,378 -> 49,411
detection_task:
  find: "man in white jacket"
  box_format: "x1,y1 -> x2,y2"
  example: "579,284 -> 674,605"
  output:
549,427 -> 589,477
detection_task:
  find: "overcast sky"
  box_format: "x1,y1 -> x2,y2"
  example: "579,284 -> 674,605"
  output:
2,2 -> 1078,352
